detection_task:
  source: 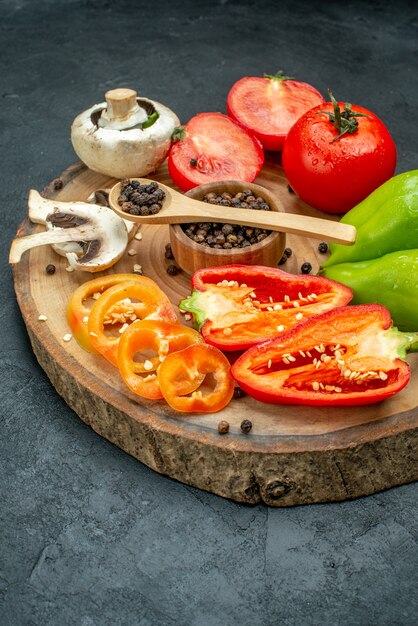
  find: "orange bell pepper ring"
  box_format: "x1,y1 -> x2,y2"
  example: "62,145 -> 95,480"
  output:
117,319 -> 205,400
157,343 -> 235,412
66,273 -> 168,353
87,279 -> 178,366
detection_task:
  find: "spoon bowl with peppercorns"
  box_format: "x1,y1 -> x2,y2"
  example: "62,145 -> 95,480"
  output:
108,177 -> 356,274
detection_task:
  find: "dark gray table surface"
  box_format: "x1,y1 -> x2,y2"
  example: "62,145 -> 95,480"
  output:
1,1 -> 417,624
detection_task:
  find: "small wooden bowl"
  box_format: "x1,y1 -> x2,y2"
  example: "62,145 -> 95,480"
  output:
169,181 -> 286,275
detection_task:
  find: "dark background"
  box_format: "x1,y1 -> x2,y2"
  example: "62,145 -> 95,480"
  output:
1,1 -> 417,624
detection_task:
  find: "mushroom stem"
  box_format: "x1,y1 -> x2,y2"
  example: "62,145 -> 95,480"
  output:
98,88 -> 148,130
9,227 -> 94,263
105,88 -> 141,122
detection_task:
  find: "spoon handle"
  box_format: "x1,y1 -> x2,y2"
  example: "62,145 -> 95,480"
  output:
180,204 -> 356,245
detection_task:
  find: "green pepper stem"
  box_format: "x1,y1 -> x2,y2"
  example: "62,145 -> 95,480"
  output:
404,332 -> 418,353
141,110 -> 159,129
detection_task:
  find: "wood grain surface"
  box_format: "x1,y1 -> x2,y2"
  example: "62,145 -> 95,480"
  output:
12,157 -> 418,506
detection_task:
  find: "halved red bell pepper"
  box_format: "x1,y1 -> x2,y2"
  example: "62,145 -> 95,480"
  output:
231,304 -> 418,406
157,343 -> 235,412
179,265 -> 353,351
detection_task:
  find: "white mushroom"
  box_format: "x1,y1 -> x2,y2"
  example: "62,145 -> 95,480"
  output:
71,88 -> 180,178
9,190 -> 129,272
25,187 -> 136,259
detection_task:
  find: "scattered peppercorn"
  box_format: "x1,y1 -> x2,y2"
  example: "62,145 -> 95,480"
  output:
45,263 -> 56,275
318,241 -> 329,254
233,386 -> 246,399
301,262 -> 312,274
164,243 -> 174,260
190,158 -> 197,167
94,189 -> 110,207
166,264 -> 180,276
278,247 -> 293,266
218,420 -> 230,434
182,190 -> 272,249
118,179 -> 166,216
240,419 -> 253,434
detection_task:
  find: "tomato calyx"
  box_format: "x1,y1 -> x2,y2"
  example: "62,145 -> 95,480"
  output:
263,69 -> 294,82
171,126 -> 186,142
317,91 -> 370,142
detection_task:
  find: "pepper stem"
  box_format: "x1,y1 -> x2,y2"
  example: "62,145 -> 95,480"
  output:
316,90 -> 369,142
404,332 -> 418,353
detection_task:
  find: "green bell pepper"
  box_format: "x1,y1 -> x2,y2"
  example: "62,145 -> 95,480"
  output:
321,170 -> 418,268
319,250 -> 418,330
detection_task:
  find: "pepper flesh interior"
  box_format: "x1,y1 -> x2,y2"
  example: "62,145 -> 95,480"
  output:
252,343 -> 396,393
198,281 -> 336,331
247,316 -> 402,394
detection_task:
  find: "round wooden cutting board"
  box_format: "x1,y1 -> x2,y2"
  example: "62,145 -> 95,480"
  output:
12,158 -> 418,506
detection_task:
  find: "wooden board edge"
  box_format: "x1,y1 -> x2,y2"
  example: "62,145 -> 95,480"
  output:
25,322 -> 418,506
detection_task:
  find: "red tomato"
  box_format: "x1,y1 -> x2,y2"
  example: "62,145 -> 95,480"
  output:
282,99 -> 397,214
168,112 -> 264,191
227,74 -> 324,151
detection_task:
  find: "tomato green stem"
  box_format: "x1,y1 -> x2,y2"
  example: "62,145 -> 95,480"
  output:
317,90 -> 369,142
264,70 -> 294,82
171,126 -> 186,142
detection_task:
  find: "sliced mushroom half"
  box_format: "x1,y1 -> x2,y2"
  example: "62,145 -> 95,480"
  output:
9,190 -> 129,272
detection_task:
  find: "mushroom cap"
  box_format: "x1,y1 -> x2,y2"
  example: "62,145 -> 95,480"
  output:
71,97 -> 180,178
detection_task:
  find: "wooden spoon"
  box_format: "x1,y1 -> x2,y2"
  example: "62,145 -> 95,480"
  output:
108,179 -> 356,245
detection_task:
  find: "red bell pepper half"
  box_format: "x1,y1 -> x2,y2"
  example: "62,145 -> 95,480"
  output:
231,304 -> 418,406
179,265 -> 353,351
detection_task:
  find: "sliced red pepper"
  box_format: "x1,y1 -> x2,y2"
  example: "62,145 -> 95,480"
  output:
66,273 -> 153,352
179,264 -> 353,351
231,304 -> 418,406
157,343 -> 235,412
87,280 -> 178,366
117,319 -> 205,400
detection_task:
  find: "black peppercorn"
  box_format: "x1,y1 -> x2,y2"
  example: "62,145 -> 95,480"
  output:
182,189 -> 272,249
301,262 -> 312,274
166,264 -> 180,276
318,242 -> 328,254
240,419 -> 252,434
233,386 -> 246,399
165,243 -> 174,260
278,255 -> 288,265
45,264 -> 56,275
118,179 -> 165,215
218,420 -> 230,434
284,247 -> 292,258
190,158 -> 197,167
